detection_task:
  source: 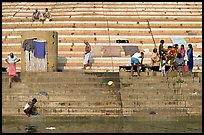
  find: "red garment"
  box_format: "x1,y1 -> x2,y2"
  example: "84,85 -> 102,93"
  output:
8,63 -> 18,77
168,49 -> 175,54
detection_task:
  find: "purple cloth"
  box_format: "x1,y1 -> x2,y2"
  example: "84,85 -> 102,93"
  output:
187,48 -> 193,72
34,41 -> 46,58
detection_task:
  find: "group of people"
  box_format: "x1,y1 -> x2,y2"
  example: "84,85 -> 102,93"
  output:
157,40 -> 193,72
131,40 -> 194,77
6,40 -> 195,85
32,8 -> 52,21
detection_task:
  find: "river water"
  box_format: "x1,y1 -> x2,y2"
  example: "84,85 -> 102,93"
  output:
2,115 -> 202,133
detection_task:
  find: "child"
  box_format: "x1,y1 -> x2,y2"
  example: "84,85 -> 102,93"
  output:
24,98 -> 38,117
173,53 -> 184,75
151,48 -> 160,66
173,53 -> 184,70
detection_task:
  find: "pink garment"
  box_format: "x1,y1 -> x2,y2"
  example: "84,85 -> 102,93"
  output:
8,63 -> 18,77
179,48 -> 186,58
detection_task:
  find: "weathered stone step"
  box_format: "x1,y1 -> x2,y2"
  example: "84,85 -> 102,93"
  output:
2,72 -> 120,80
2,86 -> 121,95
2,76 -> 120,83
2,77 -> 119,82
3,107 -> 123,116
3,100 -> 122,109
121,85 -> 201,92
122,100 -> 187,107
2,82 -> 120,90
2,88 -> 120,95
122,107 -> 189,116
2,94 -> 121,102
8,71 -> 119,76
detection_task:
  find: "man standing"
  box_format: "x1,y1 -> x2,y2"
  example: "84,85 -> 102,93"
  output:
83,40 -> 92,69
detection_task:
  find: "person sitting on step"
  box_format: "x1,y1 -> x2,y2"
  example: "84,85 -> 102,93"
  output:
32,9 -> 43,21
24,98 -> 38,117
42,8 -> 52,21
172,53 -> 184,74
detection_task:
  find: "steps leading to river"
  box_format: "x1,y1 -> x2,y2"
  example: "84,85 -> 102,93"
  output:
2,70 -> 202,117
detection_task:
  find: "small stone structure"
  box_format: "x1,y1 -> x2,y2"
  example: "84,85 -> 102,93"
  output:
21,31 -> 58,72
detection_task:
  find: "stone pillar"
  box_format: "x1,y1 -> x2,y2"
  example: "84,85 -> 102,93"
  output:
21,31 -> 58,72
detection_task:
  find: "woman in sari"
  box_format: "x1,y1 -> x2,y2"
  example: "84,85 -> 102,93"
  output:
5,52 -> 20,88
187,44 -> 194,72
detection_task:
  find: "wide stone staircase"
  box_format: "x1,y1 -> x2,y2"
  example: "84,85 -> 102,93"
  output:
2,70 -> 123,116
2,2 -> 202,72
119,70 -> 202,117
2,70 -> 202,117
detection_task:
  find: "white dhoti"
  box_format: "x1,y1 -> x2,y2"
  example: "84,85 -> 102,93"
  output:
25,50 -> 35,71
84,52 -> 92,65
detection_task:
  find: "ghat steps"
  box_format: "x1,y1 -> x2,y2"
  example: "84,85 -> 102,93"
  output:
2,70 -> 202,117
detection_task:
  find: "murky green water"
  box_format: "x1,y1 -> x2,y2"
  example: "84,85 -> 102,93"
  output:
2,116 -> 202,133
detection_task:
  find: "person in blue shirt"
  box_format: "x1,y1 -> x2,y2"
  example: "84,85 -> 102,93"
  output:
173,53 -> 184,70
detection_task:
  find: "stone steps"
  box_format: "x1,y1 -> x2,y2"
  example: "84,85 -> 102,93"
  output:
3,100 -> 122,109
2,107 -> 123,116
2,94 -> 121,102
2,70 -> 202,116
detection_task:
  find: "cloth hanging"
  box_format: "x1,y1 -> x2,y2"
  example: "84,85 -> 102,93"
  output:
22,39 -> 34,52
170,37 -> 187,47
34,40 -> 46,58
122,46 -> 140,56
103,46 -> 121,57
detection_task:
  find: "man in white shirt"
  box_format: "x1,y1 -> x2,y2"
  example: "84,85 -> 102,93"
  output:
24,98 -> 38,117
32,9 -> 43,21
130,51 -> 144,77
